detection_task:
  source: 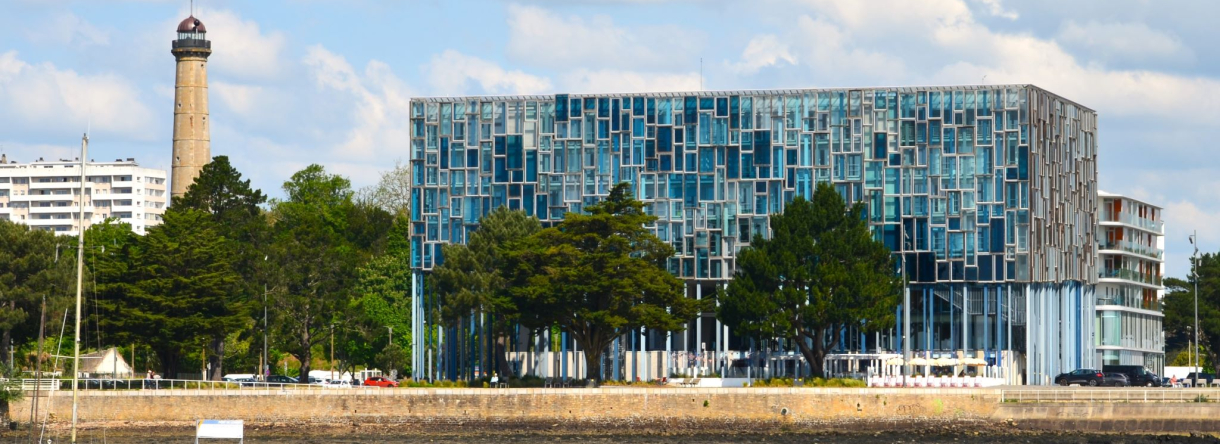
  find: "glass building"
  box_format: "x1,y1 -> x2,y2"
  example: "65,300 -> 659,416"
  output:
1096,192 -> 1165,374
408,85 -> 1099,385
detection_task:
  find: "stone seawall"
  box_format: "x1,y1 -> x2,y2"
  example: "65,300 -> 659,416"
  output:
10,388 -> 1220,434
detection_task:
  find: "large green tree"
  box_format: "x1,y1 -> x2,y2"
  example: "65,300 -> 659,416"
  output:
349,215 -> 413,376
101,209 -> 247,378
173,155 -> 267,379
1163,253 -> 1220,375
717,183 -> 899,378
268,165 -> 392,381
433,206 -> 541,378
501,183 -> 701,381
0,221 -> 74,366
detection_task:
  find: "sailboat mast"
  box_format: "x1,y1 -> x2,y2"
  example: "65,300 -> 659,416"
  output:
70,133 -> 88,443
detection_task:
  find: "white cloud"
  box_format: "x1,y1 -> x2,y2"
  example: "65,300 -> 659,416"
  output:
424,50 -> 553,96
559,69 -> 700,93
303,45 -> 414,161
505,4 -> 702,71
25,12 -> 111,48
727,34 -> 796,75
788,15 -> 907,86
188,8 -> 288,80
1057,21 -> 1194,67
970,0 -> 1018,20
0,51 -> 155,140
0,142 -> 76,164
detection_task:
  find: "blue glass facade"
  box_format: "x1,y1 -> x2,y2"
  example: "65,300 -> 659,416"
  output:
409,85 -> 1099,384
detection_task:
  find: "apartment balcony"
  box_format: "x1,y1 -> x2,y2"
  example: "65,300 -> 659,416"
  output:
1099,240 -> 1164,261
28,205 -> 81,215
28,181 -> 78,191
1095,296 -> 1162,313
1099,268 -> 1162,288
25,218 -> 75,227
18,194 -> 76,203
1100,213 -> 1164,234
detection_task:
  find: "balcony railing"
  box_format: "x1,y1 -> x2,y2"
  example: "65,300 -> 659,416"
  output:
1096,296 -> 1161,312
1101,213 -> 1164,233
1099,240 -> 1163,260
1099,269 -> 1162,287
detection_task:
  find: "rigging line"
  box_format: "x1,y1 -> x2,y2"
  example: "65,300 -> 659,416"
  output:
38,308 -> 70,444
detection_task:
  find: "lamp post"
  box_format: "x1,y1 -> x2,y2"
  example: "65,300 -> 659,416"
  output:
262,255 -> 269,381
1190,232 -> 1200,386
330,324 -> 336,383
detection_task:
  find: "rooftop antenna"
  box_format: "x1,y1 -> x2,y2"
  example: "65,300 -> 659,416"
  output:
981,74 -> 987,84
699,58 -> 703,91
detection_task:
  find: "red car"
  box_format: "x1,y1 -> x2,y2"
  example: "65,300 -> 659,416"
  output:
363,376 -> 398,388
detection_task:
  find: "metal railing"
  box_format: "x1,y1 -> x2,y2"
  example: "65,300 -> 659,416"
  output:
20,378 -> 337,393
1099,240 -> 1163,260
1101,213 -> 1164,233
1099,269 -> 1162,286
1001,388 -> 1220,403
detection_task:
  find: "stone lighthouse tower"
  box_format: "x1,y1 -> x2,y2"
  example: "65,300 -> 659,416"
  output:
170,15 -> 211,200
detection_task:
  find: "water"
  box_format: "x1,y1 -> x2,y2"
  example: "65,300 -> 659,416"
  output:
23,432 -> 1220,444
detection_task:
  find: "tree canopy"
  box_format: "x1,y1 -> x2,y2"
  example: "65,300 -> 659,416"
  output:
500,182 -> 701,380
268,164 -> 392,382
1163,253 -> 1220,375
433,206 -> 542,378
717,183 -> 899,377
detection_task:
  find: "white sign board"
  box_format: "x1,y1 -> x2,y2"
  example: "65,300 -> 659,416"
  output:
196,419 -> 244,442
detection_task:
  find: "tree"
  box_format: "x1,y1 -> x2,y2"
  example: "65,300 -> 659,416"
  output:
355,160 -> 411,216
173,155 -> 268,379
350,216 -> 413,374
433,207 -> 541,378
717,183 -> 899,378
0,221 -> 74,367
102,210 -> 247,378
501,183 -> 701,381
1163,254 -> 1220,375
269,165 -> 391,382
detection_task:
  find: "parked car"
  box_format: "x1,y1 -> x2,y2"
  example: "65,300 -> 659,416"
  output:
1054,369 -> 1105,386
1102,365 -> 1161,387
1103,373 -> 1129,387
1182,372 -> 1216,387
363,376 -> 398,388
324,379 -> 352,389
255,375 -> 298,387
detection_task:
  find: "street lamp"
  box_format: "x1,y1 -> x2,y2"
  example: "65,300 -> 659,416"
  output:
1190,233 -> 1200,386
262,255 -> 269,381
330,323 -> 336,383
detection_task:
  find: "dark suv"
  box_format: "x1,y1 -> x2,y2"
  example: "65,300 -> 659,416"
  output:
1054,369 -> 1105,386
1102,365 -> 1161,387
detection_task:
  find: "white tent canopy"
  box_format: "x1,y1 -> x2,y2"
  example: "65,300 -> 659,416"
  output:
79,347 -> 133,377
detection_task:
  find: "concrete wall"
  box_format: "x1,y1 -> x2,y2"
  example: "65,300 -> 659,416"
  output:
13,388 -> 1220,434
13,388 -> 998,430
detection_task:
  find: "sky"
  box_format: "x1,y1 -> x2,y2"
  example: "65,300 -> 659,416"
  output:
0,0 -> 1217,278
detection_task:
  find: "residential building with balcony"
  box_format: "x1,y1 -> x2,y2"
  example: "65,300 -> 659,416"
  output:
1096,191 -> 1164,374
0,155 -> 168,236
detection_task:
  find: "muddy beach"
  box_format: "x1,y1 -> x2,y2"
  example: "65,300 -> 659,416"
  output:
12,421 -> 1220,444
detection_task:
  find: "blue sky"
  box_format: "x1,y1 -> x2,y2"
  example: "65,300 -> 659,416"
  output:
1,0 -> 1218,278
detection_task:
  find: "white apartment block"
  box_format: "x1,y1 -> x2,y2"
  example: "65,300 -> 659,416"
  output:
1096,191 -> 1165,374
0,155 -> 168,236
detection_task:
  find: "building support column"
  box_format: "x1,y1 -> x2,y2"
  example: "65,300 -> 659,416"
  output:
696,283 -> 703,375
